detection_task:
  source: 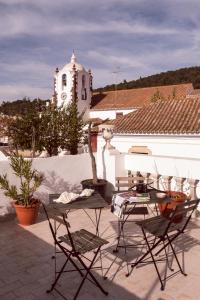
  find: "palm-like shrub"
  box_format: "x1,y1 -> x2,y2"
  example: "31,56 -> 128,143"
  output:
0,155 -> 44,206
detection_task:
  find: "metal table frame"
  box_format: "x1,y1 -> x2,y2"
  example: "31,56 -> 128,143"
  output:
48,191 -> 109,236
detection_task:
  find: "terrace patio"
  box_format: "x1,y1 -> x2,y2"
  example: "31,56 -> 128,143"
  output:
1,205 -> 200,300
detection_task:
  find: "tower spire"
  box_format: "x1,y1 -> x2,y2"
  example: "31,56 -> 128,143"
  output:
71,50 -> 77,64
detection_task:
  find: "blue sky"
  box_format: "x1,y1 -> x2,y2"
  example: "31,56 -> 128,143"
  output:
0,0 -> 200,101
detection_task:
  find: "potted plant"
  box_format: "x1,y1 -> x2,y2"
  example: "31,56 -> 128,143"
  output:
81,121 -> 107,198
158,190 -> 187,222
0,155 -> 44,226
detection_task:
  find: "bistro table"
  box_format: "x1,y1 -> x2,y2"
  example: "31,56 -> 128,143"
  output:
48,191 -> 109,236
111,189 -> 172,252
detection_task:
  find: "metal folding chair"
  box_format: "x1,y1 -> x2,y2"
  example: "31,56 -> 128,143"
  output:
112,184 -> 158,254
113,200 -> 149,253
127,198 -> 200,290
42,203 -> 109,300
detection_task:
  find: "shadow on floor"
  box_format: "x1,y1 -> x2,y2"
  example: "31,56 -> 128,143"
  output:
0,218 -> 144,300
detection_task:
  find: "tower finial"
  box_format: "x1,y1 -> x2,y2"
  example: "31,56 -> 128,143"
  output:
71,50 -> 76,64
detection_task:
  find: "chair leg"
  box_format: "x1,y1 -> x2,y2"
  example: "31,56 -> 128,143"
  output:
129,237 -> 162,270
113,219 -> 124,253
74,247 -> 108,300
47,256 -> 70,293
47,251 -> 83,294
167,235 -> 187,276
163,241 -> 174,272
128,229 -> 164,290
142,228 -> 165,290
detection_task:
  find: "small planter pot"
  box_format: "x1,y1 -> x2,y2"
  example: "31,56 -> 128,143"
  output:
14,201 -> 40,226
81,179 -> 107,199
158,191 -> 187,222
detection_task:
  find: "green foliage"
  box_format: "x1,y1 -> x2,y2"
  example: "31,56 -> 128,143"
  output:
65,101 -> 83,155
0,97 -> 49,116
0,155 -> 44,206
8,111 -> 42,154
172,87 -> 176,99
150,89 -> 164,103
7,100 -> 84,156
94,66 -> 200,92
39,105 -> 69,156
150,87 -> 177,103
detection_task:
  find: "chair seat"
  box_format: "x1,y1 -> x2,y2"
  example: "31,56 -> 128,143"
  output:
123,206 -> 149,215
136,215 -> 185,237
59,229 -> 108,254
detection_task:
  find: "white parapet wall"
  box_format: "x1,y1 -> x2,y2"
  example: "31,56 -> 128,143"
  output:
0,154 -> 92,216
124,154 -> 200,180
96,145 -> 200,196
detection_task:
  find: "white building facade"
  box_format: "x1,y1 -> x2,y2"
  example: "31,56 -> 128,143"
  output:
89,108 -> 135,120
53,52 -> 92,120
97,134 -> 200,159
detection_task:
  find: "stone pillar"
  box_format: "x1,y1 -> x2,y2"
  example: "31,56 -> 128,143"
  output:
162,175 -> 173,191
188,179 -> 200,218
175,177 -> 186,192
188,179 -> 199,200
151,174 -> 162,190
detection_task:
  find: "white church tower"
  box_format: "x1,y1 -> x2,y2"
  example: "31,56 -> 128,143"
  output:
52,52 -> 92,120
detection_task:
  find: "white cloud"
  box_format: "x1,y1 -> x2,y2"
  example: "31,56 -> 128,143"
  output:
0,61 -> 53,75
87,50 -> 146,69
50,20 -> 178,36
0,6 -> 180,40
0,84 -> 51,101
1,0 -> 200,100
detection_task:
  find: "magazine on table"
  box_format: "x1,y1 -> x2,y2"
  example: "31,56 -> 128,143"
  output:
118,191 -> 150,203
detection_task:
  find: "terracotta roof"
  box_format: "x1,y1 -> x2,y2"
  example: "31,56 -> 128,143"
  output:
114,98 -> 200,135
91,83 -> 193,110
190,89 -> 200,96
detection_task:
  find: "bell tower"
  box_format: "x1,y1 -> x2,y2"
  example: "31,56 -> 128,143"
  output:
52,52 -> 92,120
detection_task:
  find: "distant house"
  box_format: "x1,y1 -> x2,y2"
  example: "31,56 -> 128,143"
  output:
90,83 -> 194,120
98,97 -> 200,159
51,54 -> 200,159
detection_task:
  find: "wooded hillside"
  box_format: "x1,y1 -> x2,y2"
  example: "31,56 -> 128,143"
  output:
95,66 -> 200,92
0,98 -> 49,116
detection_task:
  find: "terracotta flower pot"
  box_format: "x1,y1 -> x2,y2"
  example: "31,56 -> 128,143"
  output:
158,191 -> 187,222
14,201 -> 40,226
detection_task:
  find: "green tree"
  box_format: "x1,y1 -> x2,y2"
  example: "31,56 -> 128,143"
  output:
7,102 -> 84,157
39,105 -> 68,156
65,101 -> 83,155
0,98 -> 49,116
8,111 -> 42,156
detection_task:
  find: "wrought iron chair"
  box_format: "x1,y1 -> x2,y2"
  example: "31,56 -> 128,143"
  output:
42,203 -> 109,300
112,180 -> 159,253
126,198 -> 200,290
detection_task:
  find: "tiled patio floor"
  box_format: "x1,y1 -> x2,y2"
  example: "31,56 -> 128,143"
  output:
1,207 -> 200,300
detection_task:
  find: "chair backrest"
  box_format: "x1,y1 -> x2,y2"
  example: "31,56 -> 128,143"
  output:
115,176 -> 145,191
42,203 -> 58,244
167,199 -> 200,232
42,203 -> 70,245
62,214 -> 77,253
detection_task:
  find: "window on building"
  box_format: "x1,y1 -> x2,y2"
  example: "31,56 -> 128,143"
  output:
62,74 -> 67,88
82,88 -> 87,100
128,146 -> 151,155
81,75 -> 87,100
82,75 -> 86,88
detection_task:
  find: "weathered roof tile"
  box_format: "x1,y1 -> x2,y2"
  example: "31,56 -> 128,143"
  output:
114,98 -> 200,134
91,83 -> 193,110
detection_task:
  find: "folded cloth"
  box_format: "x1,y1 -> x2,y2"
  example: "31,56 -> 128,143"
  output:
111,194 -> 126,218
80,188 -> 94,197
53,191 -> 79,204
